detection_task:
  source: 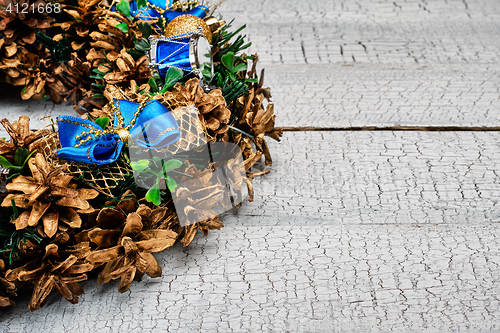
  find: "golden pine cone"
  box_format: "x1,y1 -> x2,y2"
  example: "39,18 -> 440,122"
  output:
0,259 -> 17,308
1,153 -> 99,238
0,0 -> 53,89
0,115 -> 52,162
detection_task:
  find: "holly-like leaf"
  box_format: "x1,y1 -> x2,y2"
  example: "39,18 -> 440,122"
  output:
130,159 -> 150,172
221,52 -> 235,70
115,22 -> 129,34
138,22 -> 153,39
95,117 -> 110,129
160,67 -> 184,93
145,182 -> 162,206
162,159 -> 183,174
14,147 -> 29,166
166,176 -> 177,193
232,62 -> 247,74
134,38 -> 151,52
148,77 -> 159,93
116,0 -> 131,18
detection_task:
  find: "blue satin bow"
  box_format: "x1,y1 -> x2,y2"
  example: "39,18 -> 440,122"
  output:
130,1 -> 209,22
55,100 -> 181,165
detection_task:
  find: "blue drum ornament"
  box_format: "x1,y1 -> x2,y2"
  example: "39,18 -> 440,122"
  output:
148,29 -> 213,84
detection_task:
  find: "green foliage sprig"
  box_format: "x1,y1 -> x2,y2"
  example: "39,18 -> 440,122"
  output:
147,67 -> 184,95
0,206 -> 42,266
131,157 -> 185,206
35,31 -> 72,63
0,148 -> 37,179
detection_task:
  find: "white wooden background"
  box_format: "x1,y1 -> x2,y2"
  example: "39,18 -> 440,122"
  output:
2,0 -> 500,332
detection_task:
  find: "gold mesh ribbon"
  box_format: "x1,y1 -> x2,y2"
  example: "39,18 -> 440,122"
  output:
40,104 -> 208,197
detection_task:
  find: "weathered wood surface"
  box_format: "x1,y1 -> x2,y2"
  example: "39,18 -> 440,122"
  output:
265,63 -> 500,128
4,132 -> 500,331
218,0 -> 500,128
2,0 -> 500,332
2,223 -> 500,332
229,132 -> 500,225
219,0 -> 500,65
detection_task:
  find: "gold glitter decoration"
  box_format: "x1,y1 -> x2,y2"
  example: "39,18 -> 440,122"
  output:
164,15 -> 213,44
204,16 -> 226,34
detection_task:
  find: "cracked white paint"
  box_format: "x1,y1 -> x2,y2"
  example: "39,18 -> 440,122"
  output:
218,0 -> 500,65
1,0 -> 500,331
237,132 -> 500,226
264,63 -> 500,128
3,224 -> 500,332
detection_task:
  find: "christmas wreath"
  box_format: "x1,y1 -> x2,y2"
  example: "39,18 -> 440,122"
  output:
0,0 -> 281,311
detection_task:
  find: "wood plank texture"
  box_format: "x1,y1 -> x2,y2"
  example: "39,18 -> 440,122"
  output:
219,0 -> 500,65
2,224 -> 500,332
216,0 -> 500,128
2,0 -> 500,331
230,131 -> 500,225
265,63 -> 500,128
4,132 -> 500,332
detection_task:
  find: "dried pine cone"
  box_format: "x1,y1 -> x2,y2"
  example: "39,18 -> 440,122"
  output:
58,52 -> 95,112
50,0 -> 148,110
172,165 -> 225,247
0,259 -> 17,307
52,0 -> 135,56
5,243 -> 92,311
163,78 -> 231,138
84,201 -> 178,292
235,91 -> 282,169
0,115 -> 52,162
0,0 -> 53,93
231,54 -> 282,170
1,153 -> 99,238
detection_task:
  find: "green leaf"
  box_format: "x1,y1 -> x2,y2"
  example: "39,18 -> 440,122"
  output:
21,149 -> 37,168
221,52 -> 234,70
137,0 -> 147,9
95,117 -> 110,129
160,67 -> 184,93
138,22 -> 153,39
166,176 -> 177,193
162,159 -> 183,174
116,0 -> 131,17
0,156 -> 19,170
148,77 -> 159,93
14,147 -> 29,167
130,159 -> 150,172
11,199 -> 18,218
145,182 -> 162,206
134,38 -> 151,52
232,62 -> 247,73
115,22 -> 129,34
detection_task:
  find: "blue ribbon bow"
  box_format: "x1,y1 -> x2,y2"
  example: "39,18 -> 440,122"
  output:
130,1 -> 209,22
55,100 -> 180,165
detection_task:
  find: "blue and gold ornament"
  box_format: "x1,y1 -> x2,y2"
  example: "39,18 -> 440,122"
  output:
148,28 -> 213,82
55,100 -> 180,165
129,0 -> 210,32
